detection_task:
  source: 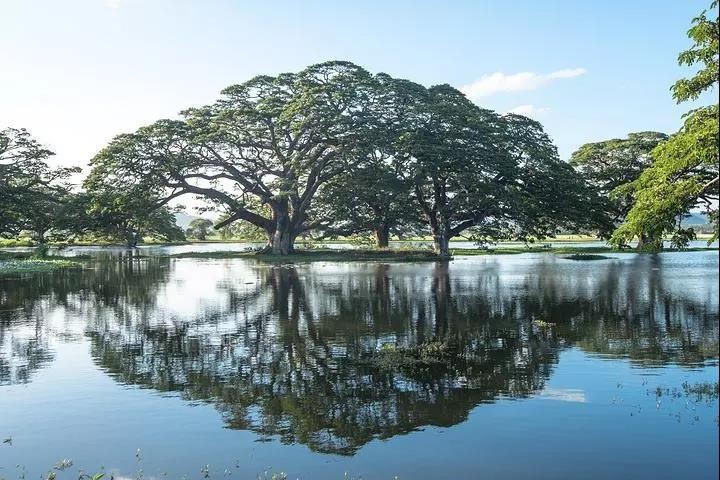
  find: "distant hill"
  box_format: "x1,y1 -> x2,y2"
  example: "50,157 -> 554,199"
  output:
682,212 -> 709,226
174,212 -> 201,229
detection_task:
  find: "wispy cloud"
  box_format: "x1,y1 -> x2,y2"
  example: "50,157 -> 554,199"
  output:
460,68 -> 587,100
506,104 -> 549,117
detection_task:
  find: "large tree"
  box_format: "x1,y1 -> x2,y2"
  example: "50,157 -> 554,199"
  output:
570,131 -> 669,244
312,74 -> 431,247
397,83 -> 511,256
498,114 -> 598,242
88,61 -> 377,255
314,162 -> 418,248
186,218 -> 214,240
0,127 -> 79,244
83,172 -> 185,248
87,195 -> 185,248
611,2 -> 719,248
396,82 -> 590,256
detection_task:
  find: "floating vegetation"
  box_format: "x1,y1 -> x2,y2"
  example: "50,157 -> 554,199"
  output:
361,339 -> 471,372
561,254 -> 611,261
650,381 -> 720,402
0,259 -> 82,275
532,319 -> 556,328
54,459 -> 74,470
633,380 -> 720,427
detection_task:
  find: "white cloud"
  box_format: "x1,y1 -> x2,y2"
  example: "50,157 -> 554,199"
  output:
460,68 -> 587,100
104,0 -> 123,8
546,68 -> 587,80
506,104 -> 549,117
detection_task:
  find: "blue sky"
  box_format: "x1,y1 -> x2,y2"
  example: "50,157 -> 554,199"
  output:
1,0 -> 715,174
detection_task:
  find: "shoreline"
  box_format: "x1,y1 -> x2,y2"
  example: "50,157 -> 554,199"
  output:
2,246 -> 717,273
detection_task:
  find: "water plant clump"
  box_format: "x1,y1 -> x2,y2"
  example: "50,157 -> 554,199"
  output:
0,258 -> 82,275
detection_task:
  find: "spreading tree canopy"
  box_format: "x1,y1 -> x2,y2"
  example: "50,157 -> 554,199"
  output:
0,127 -> 79,243
570,131 -> 669,243
89,61 -> 377,255
186,218 -> 214,240
396,83 -> 592,255
611,1 -> 719,248
87,62 -> 594,255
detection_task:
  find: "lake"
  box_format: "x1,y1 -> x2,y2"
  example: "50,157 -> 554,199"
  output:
1,250 -> 718,479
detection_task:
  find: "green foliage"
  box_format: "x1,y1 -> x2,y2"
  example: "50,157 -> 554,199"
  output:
87,61 -> 378,255
611,2 -> 719,249
0,237 -> 34,247
0,127 -> 81,242
186,218 -> 214,240
570,131 -> 669,238
83,189 -> 185,247
611,106 -> 719,248
86,62 -> 593,255
390,84 -> 593,255
671,1 -> 719,103
315,164 -> 419,247
498,114 -> 598,242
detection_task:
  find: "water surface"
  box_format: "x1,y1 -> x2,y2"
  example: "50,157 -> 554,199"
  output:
1,251 -> 718,479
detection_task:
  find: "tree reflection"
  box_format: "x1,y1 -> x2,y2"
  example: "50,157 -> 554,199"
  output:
0,253 -> 170,385
1,253 -> 717,454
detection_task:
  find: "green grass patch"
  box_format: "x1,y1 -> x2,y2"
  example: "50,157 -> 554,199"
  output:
0,237 -> 35,248
0,258 -> 83,275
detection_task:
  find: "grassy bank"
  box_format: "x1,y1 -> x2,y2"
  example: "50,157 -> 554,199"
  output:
155,245 -> 719,262
2,233 -> 715,249
450,245 -> 717,256
0,245 -> 715,269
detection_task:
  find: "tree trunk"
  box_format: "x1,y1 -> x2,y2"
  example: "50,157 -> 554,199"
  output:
637,232 -> 662,251
270,229 -> 295,255
374,223 -> 390,248
433,229 -> 451,257
264,202 -> 296,255
33,231 -> 48,258
125,231 -> 139,249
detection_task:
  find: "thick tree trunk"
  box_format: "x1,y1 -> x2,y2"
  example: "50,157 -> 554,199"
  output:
125,231 -> 139,249
271,229 -> 296,255
637,232 -> 662,251
374,223 -> 390,248
433,229 -> 451,257
264,202 -> 297,255
33,232 -> 48,258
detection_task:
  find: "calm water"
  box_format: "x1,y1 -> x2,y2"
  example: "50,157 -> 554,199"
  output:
0,251 -> 718,479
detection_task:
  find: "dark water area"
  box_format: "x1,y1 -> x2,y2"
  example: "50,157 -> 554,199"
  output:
0,251 -> 718,479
